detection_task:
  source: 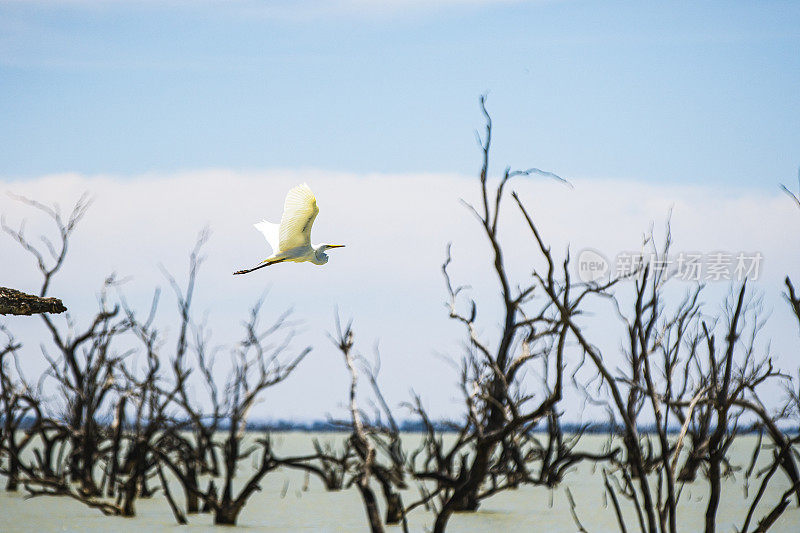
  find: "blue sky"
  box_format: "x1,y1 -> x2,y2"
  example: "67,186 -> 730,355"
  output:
2,0 -> 799,188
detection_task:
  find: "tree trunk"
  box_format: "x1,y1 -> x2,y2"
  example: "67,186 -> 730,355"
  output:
107,397 -> 127,497
450,490 -> 480,511
356,481 -> 384,533
705,456 -> 721,533
678,453 -> 702,482
433,440 -> 495,533
201,479 -> 217,513
79,426 -> 100,496
5,456 -> 19,491
384,491 -> 403,524
121,478 -> 139,517
185,469 -> 199,514
214,504 -> 243,525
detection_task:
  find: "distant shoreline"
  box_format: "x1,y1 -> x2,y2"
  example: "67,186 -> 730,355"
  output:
8,415 -> 795,435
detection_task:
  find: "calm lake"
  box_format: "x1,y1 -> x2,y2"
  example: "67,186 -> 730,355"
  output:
1,433 -> 798,532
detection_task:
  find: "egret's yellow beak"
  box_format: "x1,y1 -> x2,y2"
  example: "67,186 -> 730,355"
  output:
328,244 -> 346,249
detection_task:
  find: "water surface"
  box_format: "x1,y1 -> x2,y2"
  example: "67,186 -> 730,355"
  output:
1,433 -> 798,532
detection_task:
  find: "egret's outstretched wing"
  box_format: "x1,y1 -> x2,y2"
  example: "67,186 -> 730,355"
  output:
254,220 -> 280,253
279,183 -> 318,250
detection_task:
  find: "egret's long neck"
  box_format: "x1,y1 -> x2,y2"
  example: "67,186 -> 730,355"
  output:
309,246 -> 326,265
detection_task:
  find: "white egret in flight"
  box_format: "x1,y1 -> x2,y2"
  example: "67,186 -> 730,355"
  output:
234,183 -> 344,275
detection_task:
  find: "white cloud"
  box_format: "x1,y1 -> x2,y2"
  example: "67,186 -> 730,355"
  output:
1,169 -> 797,420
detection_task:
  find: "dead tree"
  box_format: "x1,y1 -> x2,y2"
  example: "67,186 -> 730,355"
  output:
780,167 -> 800,211
115,232 -> 208,515
330,319 -> 415,530
0,324 -> 31,491
153,295 -> 310,525
327,318 -> 410,531
0,326 -> 72,491
332,318 -> 385,533
3,194 -> 126,495
734,275 -> 800,533
697,177 -> 800,532
410,96 -> 607,533
142,233 -> 250,521
361,350 -> 408,525
209,300 -> 309,525
113,288 -> 189,518
520,213 -> 798,532
159,230 -> 223,480
737,184 -> 800,532
1,195 -> 173,519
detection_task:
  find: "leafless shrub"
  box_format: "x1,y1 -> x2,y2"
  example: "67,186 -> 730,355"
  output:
327,316 -> 410,532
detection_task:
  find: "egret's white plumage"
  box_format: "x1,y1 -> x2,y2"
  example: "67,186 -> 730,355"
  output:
234,183 -> 344,275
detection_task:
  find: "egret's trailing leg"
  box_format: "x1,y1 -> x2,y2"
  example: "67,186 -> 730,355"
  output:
233,258 -> 288,275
